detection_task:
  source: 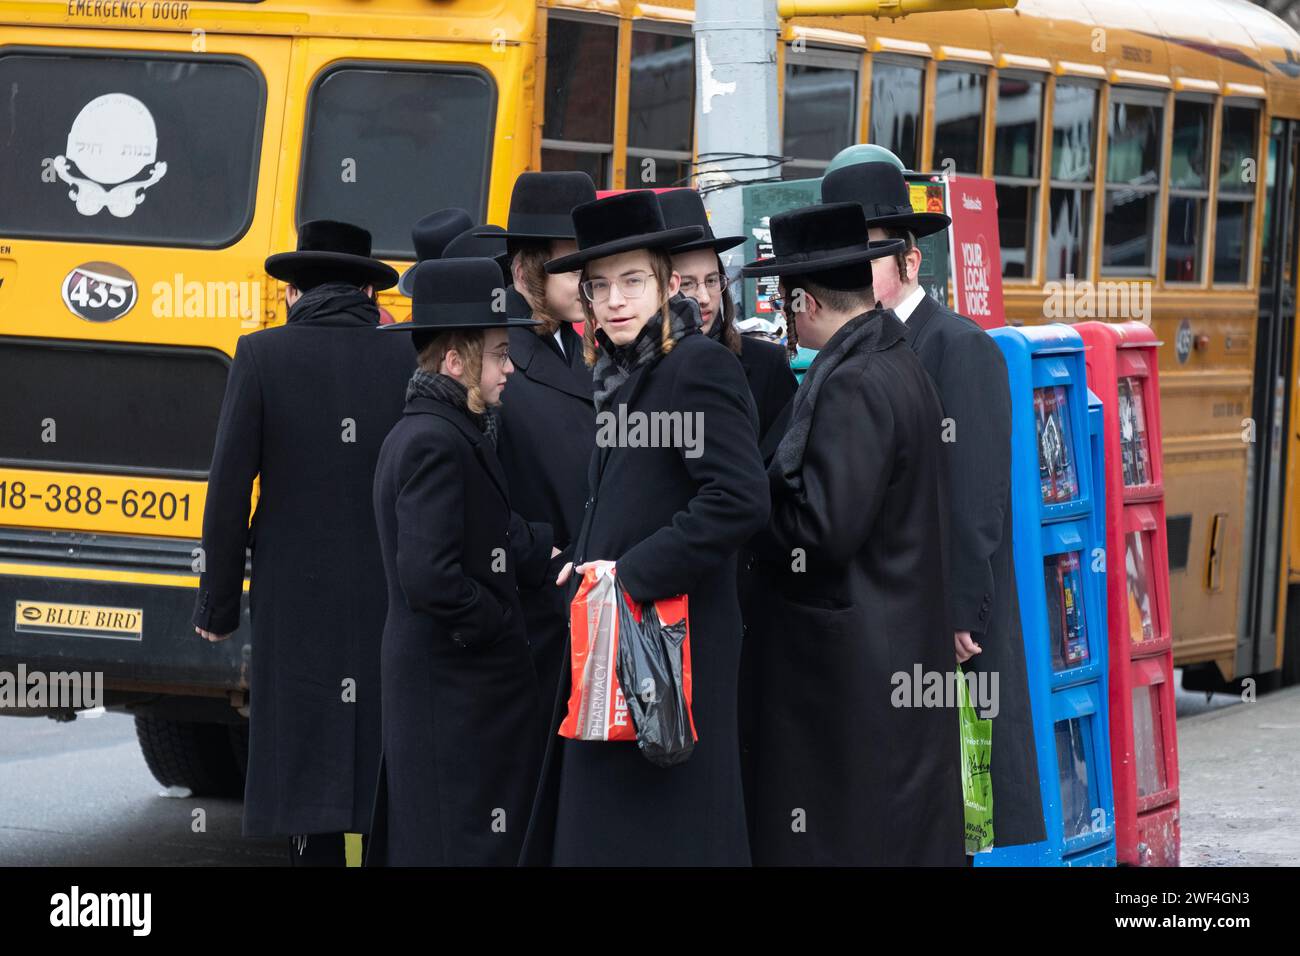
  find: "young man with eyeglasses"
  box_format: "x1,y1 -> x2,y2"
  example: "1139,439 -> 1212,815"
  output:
660,189 -> 796,452
521,190 -> 770,866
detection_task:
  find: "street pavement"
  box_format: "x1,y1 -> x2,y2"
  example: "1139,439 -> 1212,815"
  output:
0,680 -> 1294,866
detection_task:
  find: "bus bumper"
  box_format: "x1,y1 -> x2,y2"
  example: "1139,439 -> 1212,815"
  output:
0,568 -> 248,694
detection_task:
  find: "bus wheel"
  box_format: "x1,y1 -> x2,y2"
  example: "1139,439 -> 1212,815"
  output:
134,715 -> 246,798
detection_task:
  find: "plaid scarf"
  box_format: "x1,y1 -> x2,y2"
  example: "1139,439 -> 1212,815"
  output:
590,294 -> 701,413
406,368 -> 499,446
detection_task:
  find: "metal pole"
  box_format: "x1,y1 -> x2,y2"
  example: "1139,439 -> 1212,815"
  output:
692,0 -> 782,274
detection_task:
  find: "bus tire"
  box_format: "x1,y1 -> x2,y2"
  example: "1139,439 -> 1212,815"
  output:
134,715 -> 246,798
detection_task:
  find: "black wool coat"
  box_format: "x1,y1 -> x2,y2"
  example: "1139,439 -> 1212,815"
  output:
365,394 -> 553,866
520,327 -> 771,866
192,307 -> 414,838
496,320 -> 595,719
904,293 -> 1045,847
746,309 -> 965,866
737,334 -> 798,449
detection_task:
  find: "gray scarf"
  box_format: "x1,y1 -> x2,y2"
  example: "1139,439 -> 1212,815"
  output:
590,294 -> 701,412
406,369 -> 500,446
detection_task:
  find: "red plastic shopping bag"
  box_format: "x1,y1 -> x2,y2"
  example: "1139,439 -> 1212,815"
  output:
559,561 -> 697,766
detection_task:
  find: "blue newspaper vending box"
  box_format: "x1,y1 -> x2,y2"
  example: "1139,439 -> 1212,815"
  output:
974,325 -> 1116,867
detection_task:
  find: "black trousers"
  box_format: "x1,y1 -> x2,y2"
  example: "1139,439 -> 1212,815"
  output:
287,832 -> 365,867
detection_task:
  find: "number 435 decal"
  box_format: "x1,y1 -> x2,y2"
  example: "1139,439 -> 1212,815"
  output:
61,261 -> 138,322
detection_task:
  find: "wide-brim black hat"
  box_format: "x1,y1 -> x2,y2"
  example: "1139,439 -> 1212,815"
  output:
741,202 -> 904,278
411,208 -> 474,260
659,188 -> 745,255
380,258 -> 539,335
544,190 -> 704,274
476,171 -> 598,242
821,161 -> 951,239
398,224 -> 511,296
265,219 -> 398,290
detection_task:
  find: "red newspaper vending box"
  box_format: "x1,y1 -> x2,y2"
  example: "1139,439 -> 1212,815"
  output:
1076,321 -> 1179,866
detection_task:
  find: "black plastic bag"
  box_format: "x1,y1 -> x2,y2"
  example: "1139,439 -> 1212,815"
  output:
615,586 -> 695,768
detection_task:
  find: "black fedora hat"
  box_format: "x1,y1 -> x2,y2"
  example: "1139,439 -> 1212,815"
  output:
476,171 -> 598,242
659,189 -> 745,255
400,224 -> 511,295
544,190 -> 704,274
740,203 -> 904,278
821,161 -> 951,239
397,208 -> 476,296
444,224 -> 512,282
265,220 -> 399,291
380,258 -> 539,336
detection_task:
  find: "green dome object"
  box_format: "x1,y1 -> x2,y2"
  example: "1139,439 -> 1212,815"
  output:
824,144 -> 906,175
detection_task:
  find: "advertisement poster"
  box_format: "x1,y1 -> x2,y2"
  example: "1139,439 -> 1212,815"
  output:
946,176 -> 1005,330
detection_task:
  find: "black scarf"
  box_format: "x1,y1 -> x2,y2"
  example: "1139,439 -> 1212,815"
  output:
406,369 -> 500,446
286,281 -> 379,326
590,294 -> 701,412
771,307 -> 901,494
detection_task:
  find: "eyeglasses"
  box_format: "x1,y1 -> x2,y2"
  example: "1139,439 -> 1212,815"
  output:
678,273 -> 728,296
581,272 -> 653,303
484,347 -> 511,365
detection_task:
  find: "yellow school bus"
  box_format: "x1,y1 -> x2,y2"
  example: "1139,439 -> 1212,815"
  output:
2,0 -> 1299,790
540,0 -> 1300,693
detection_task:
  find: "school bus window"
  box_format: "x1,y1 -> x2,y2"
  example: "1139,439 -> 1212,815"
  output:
0,339 -> 229,479
932,65 -> 985,175
1103,89 -> 1165,276
1166,97 -> 1212,283
1046,81 -> 1098,281
0,50 -> 263,249
869,56 -> 925,171
994,72 -> 1044,280
297,64 -> 495,260
1214,103 -> 1259,285
542,14 -> 618,188
782,48 -> 859,181
626,23 -> 694,189
1260,120 -> 1292,289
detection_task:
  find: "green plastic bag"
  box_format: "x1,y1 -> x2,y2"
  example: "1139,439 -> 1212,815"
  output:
958,666 -> 994,854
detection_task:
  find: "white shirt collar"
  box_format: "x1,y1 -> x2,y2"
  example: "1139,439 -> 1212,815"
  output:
892,286 -> 927,323
552,327 -> 565,356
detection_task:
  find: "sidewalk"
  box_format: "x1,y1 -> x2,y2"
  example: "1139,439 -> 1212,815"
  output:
1177,683 -> 1300,866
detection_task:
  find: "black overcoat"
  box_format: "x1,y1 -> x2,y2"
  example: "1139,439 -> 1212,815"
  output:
737,334 -> 798,448
746,308 -> 965,866
365,394 -> 553,866
192,306 -> 414,837
496,320 -> 595,717
520,325 -> 770,866
904,293 -> 1045,847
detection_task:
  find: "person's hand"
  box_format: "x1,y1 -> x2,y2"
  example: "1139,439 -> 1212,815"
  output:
556,560 -> 605,587
195,626 -> 232,643
955,630 -> 981,664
